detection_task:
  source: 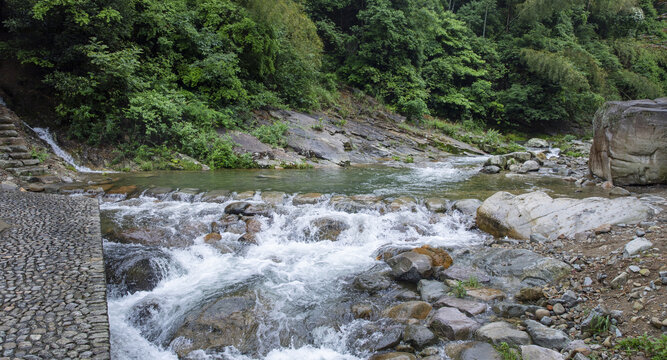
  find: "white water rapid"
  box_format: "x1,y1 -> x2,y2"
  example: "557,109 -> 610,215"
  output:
30,127 -> 107,173
102,190 -> 487,360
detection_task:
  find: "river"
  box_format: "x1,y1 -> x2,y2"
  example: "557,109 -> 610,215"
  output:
99,158 -> 607,359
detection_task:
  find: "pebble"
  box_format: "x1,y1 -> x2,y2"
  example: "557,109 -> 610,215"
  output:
639,269 -> 650,276
635,229 -> 646,237
628,265 -> 640,273
553,303 -> 566,315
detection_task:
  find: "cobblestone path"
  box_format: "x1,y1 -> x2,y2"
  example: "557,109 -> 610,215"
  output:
0,190 -> 109,359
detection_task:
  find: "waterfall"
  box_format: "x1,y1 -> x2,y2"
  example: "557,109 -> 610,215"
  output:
30,126 -> 108,173
0,96 -> 6,106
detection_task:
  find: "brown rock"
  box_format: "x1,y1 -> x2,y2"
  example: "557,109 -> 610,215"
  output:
594,224 -> 612,234
412,245 -> 453,269
204,233 -> 222,243
369,353 -> 416,360
515,287 -> 544,302
382,301 -> 432,320
467,288 -> 505,302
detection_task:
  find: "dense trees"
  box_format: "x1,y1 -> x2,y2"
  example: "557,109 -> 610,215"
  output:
0,0 -> 665,166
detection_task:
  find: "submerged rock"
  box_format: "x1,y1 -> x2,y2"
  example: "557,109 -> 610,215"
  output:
476,191 -> 651,240
172,294 -> 261,356
452,199 -> 483,219
105,244 -> 178,295
304,216 -> 350,241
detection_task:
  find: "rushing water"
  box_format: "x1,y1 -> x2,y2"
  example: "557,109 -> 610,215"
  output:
28,126 -> 108,173
100,156 -> 608,360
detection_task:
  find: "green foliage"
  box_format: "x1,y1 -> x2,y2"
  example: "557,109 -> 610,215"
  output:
494,342 -> 521,360
30,148 -> 49,163
588,314 -> 611,335
463,276 -> 481,288
616,334 -> 667,360
252,121 -> 289,147
452,281 -> 467,298
2,0 -> 666,167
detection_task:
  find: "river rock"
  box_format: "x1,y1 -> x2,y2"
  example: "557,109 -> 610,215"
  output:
369,353 -> 416,360
476,191 -> 651,240
520,345 -> 564,360
481,165 -> 501,174
412,245 -> 453,268
438,265 -> 490,283
418,280 -> 449,302
383,301 -> 432,320
475,321 -> 532,346
589,98 -> 667,185
305,216 -> 350,241
260,191 -> 285,205
403,324 -> 437,348
485,155 -> 507,169
457,342 -> 502,360
524,319 -> 570,350
452,199 -> 483,219
105,244 -> 177,295
293,192 -> 323,205
434,296 -> 487,316
470,248 -> 571,288
224,202 -> 251,215
424,198 -> 448,212
515,286 -> 544,302
429,307 -> 479,340
354,268 -> 392,293
386,251 -> 433,282
518,160 -> 540,173
353,322 -> 404,352
526,138 -> 549,148
492,302 -> 540,318
624,238 -> 653,256
466,288 -> 505,302
173,294 -> 260,356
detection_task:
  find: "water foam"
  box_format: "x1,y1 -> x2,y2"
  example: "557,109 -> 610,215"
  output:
102,193 -> 485,359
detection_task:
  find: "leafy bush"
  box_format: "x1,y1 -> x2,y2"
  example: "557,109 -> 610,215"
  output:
252,121 -> 289,148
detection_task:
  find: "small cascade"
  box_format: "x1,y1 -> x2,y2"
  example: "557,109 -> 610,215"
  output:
102,192 -> 486,360
30,126 -> 107,173
0,96 -> 6,106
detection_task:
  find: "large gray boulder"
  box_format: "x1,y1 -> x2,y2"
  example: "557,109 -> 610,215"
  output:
589,98 -> 667,185
477,191 -> 651,240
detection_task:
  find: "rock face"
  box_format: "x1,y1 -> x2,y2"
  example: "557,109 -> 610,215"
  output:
476,191 -> 651,240
589,98 -> 667,185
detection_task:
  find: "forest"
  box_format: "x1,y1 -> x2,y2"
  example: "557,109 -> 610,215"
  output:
1,0 -> 665,168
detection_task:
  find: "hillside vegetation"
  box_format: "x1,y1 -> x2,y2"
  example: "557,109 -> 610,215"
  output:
1,0 -> 665,168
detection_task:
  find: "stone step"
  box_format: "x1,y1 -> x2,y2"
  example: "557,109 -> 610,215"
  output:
21,159 -> 41,166
8,166 -> 48,176
0,130 -> 18,137
9,152 -> 33,160
0,116 -> 12,124
0,124 -> 16,131
8,145 -> 28,153
0,137 -> 25,146
0,159 -> 23,169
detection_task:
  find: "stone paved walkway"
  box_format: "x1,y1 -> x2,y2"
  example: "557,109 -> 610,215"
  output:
0,190 -> 109,360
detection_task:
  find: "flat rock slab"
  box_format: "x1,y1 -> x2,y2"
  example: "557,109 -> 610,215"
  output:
0,190 -> 110,359
434,296 -> 487,316
520,345 -> 565,360
439,264 -> 491,283
477,191 -> 652,240
466,288 -> 506,302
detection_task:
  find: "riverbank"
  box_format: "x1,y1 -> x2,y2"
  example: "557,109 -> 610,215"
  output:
0,190 -> 110,359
